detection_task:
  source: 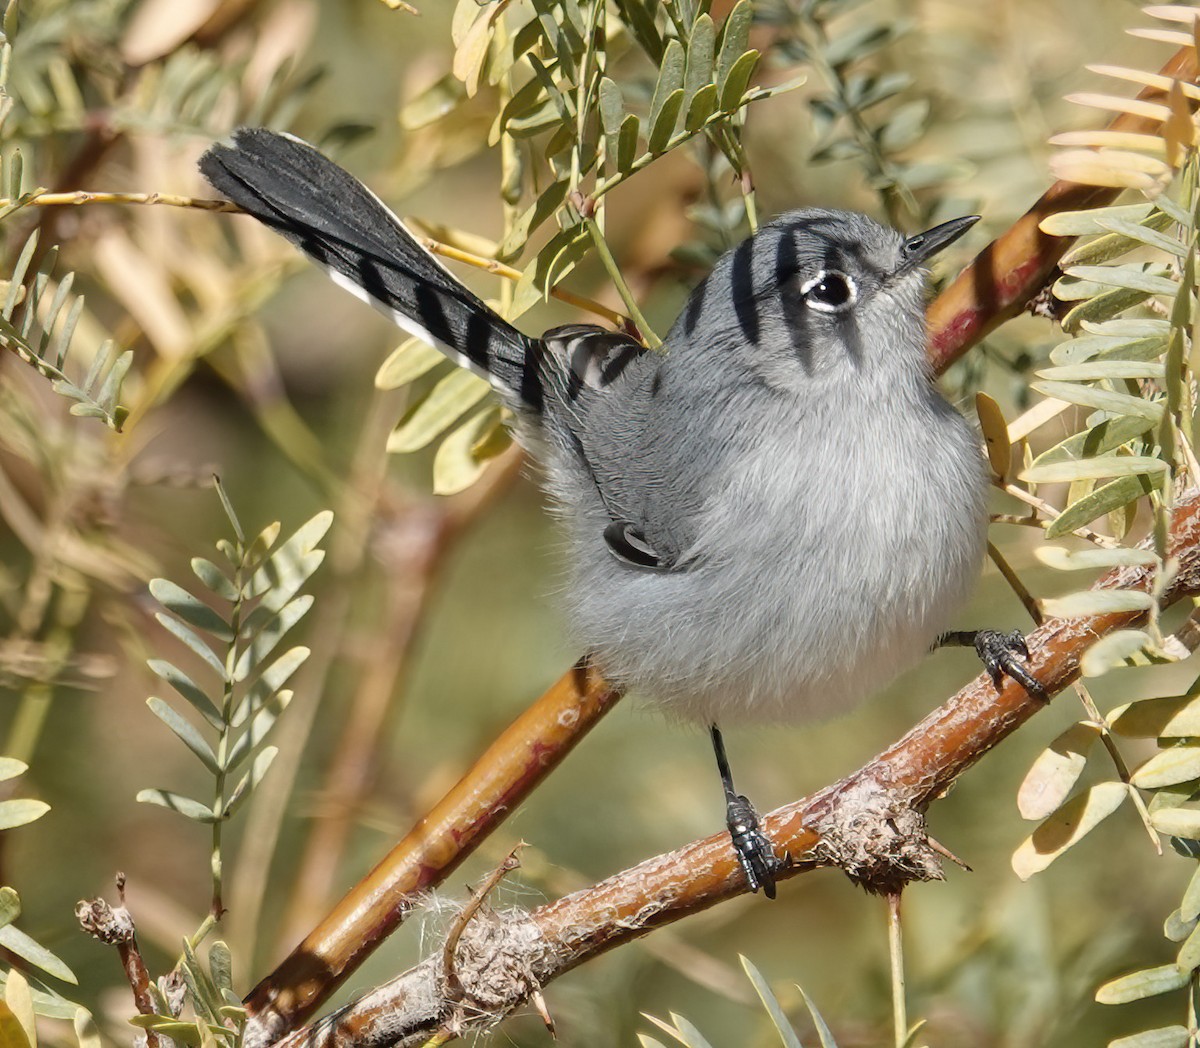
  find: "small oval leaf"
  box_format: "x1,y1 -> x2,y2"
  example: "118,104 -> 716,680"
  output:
1017,721 -> 1102,821
1132,746 -> 1200,790
1011,781 -> 1130,880
1095,964 -> 1188,1004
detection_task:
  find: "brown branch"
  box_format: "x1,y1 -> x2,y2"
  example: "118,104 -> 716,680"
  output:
243,662 -> 619,1048
240,39 -> 1200,1048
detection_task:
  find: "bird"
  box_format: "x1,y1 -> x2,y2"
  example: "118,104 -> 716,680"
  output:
200,127 -> 1035,898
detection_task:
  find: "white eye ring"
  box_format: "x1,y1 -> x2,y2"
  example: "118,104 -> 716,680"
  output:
799,270 -> 857,313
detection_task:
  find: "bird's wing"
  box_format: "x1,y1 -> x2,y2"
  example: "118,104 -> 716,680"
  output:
540,325 -> 686,572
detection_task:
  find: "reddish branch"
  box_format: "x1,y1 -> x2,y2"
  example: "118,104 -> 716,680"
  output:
240,39 -> 1200,1048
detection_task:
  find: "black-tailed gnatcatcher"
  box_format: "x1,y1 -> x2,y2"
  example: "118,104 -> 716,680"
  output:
200,128 -> 1037,898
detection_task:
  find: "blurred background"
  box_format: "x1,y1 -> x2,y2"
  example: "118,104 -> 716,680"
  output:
1,0 -> 1197,1045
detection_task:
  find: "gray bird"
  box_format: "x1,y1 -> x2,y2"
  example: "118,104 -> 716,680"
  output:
200,128 -> 1033,897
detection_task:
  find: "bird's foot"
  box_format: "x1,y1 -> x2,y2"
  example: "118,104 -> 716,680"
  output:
725,792 -> 785,899
970,629 -> 1046,698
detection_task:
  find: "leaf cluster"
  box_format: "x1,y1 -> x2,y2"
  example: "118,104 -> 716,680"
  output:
138,485 -> 330,837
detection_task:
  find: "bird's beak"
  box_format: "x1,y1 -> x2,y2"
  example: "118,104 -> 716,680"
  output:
901,215 -> 980,268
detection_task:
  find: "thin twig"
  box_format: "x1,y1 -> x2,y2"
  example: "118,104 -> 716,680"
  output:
441,846 -> 523,1003
76,874 -> 161,1048
1000,482 -> 1121,548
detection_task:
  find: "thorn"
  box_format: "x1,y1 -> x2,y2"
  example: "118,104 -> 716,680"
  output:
927,835 -> 972,873
531,989 -> 556,1038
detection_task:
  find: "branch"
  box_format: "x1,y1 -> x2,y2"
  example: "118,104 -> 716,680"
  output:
265,492 -> 1200,1048
240,40 -> 1200,1048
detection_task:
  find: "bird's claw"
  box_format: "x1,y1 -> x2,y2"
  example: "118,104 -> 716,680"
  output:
974,628 -> 1046,698
725,792 -> 784,899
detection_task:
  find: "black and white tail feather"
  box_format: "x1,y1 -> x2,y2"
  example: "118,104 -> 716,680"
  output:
201,128 -> 663,568
199,127 -> 549,411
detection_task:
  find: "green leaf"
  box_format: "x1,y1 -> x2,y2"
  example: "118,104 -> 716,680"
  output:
683,15 -> 715,109
0,800 -> 49,830
1016,721 -> 1101,821
433,406 -> 507,495
1036,361 -> 1164,382
1048,332 -> 1167,366
154,612 -> 225,677
148,660 -> 221,728
1030,380 -> 1163,422
648,39 -> 685,134
498,178 -> 569,258
648,88 -> 685,153
616,113 -> 640,172
1061,286 -> 1156,330
1060,265 -> 1178,298
209,942 -> 233,995
1096,964 -> 1189,1004
1106,1026 -> 1188,1048
224,746 -> 277,818
511,223 -> 590,316
191,558 -> 238,602
715,0 -> 752,89
244,520 -> 282,573
1046,474 -> 1159,538
235,596 -> 313,681
1035,546 -> 1158,570
387,369 -> 492,453
1183,863 -> 1200,921
223,692 -> 291,771
1039,202 -> 1155,237
0,924 -> 76,983
1011,781 -> 1130,879
739,957 -> 801,1048
685,83 -> 718,132
796,984 -> 839,1048
1020,454 -> 1167,484
1132,746 -> 1200,790
244,511 -> 332,607
1041,590 -> 1154,618
0,888 -> 20,929
147,697 -> 220,774
150,579 -> 233,641
137,789 -> 219,823
400,73 -> 467,130
598,76 -> 623,139
718,49 -> 759,111
232,646 -> 309,727
879,99 -> 929,151
823,20 -> 907,68
375,338 -> 444,390
1164,908 -> 1197,942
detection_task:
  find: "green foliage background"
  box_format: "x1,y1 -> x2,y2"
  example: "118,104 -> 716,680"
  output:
1,1 -> 1199,1046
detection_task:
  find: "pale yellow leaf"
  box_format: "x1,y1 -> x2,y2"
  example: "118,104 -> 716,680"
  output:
1111,693 -> 1200,738
1132,745 -> 1200,789
1017,721 -> 1102,821
1011,781 -> 1130,880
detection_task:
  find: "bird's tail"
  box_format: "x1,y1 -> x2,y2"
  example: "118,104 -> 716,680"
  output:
199,127 -> 544,411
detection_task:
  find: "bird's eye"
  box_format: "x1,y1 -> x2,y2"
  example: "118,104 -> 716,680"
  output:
800,271 -> 857,313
